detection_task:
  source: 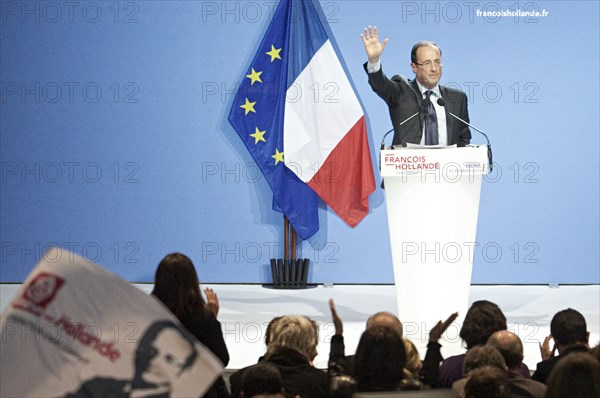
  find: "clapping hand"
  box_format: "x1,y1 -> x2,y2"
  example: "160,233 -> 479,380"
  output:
329,298 -> 343,336
204,287 -> 219,317
539,335 -> 556,361
429,312 -> 459,342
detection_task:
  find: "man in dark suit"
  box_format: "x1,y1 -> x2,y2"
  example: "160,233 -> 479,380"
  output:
532,308 -> 590,384
487,331 -> 547,398
361,26 -> 471,147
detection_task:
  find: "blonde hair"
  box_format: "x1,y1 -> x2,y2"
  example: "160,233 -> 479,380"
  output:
268,315 -> 319,361
403,339 -> 422,378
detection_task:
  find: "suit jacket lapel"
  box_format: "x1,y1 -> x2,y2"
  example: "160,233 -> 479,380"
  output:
410,79 -> 422,105
410,80 -> 425,135
440,85 -> 454,144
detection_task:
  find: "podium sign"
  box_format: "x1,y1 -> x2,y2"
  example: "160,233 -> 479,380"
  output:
381,146 -> 488,335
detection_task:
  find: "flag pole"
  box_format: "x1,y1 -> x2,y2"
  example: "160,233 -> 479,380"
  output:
283,215 -> 297,261
267,215 -> 311,289
291,226 -> 297,261
283,216 -> 290,261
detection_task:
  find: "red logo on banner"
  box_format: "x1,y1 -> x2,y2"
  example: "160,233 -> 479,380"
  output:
22,272 -> 65,309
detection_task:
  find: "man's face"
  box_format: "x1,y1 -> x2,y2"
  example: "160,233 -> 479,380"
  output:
411,45 -> 442,89
142,329 -> 193,385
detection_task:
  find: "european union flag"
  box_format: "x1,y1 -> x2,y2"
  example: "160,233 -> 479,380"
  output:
228,0 -> 319,240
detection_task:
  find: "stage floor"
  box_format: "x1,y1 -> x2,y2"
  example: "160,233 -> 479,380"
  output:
1,284 -> 598,371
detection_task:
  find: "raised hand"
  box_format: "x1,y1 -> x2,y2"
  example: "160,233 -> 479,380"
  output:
539,335 -> 556,361
429,312 -> 459,342
329,298 -> 343,336
360,25 -> 389,63
204,287 -> 219,317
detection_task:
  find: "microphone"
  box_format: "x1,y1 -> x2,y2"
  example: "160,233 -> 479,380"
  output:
380,98 -> 431,150
436,98 -> 493,171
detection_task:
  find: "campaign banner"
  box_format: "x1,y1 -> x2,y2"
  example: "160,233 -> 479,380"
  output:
0,247 -> 223,397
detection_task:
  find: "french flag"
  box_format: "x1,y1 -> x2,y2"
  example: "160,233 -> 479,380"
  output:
284,0 -> 375,227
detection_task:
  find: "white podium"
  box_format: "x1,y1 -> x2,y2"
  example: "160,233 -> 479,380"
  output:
381,146 -> 489,336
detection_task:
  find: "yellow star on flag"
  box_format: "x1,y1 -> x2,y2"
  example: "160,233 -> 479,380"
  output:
250,127 -> 266,144
240,98 -> 256,115
246,68 -> 263,85
272,148 -> 284,165
266,45 -> 282,62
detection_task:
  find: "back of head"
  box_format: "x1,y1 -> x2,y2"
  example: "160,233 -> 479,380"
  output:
463,345 -> 507,375
353,325 -> 407,391
151,252 -> 204,318
550,308 -> 588,346
460,300 -> 507,349
545,352 -> 600,398
366,311 -> 403,338
486,330 -> 524,371
463,366 -> 510,398
265,316 -> 283,347
241,363 -> 284,398
268,315 -> 318,361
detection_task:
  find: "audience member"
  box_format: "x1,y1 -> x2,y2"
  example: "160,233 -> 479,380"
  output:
229,315 -> 328,398
421,312 -> 459,388
265,316 -> 283,347
240,362 -> 299,398
532,308 -> 590,384
438,300 -> 529,387
329,375 -> 357,398
327,299 -> 404,378
352,325 -> 407,391
487,330 -> 547,398
463,366 -> 511,398
403,338 -> 422,379
328,300 -> 412,394
400,339 -> 424,390
256,316 -> 283,362
151,252 -> 229,398
366,311 -> 403,337
590,344 -> 600,363
544,352 -> 600,398
451,345 -> 507,393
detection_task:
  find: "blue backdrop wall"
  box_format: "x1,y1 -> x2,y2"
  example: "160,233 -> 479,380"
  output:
1,0 -> 598,284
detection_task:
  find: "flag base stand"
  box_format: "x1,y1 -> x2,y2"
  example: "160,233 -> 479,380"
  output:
262,216 -> 314,289
263,258 -> 315,289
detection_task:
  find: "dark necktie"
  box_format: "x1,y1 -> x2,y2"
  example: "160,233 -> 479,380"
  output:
424,90 -> 439,145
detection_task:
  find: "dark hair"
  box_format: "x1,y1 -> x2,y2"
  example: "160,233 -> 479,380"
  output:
411,41 -> 442,64
132,321 -> 197,387
463,366 -> 510,398
546,353 -> 600,398
460,300 -> 507,349
353,325 -> 407,391
550,308 -> 588,346
151,252 -> 205,318
463,345 -> 507,375
241,362 -> 284,397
